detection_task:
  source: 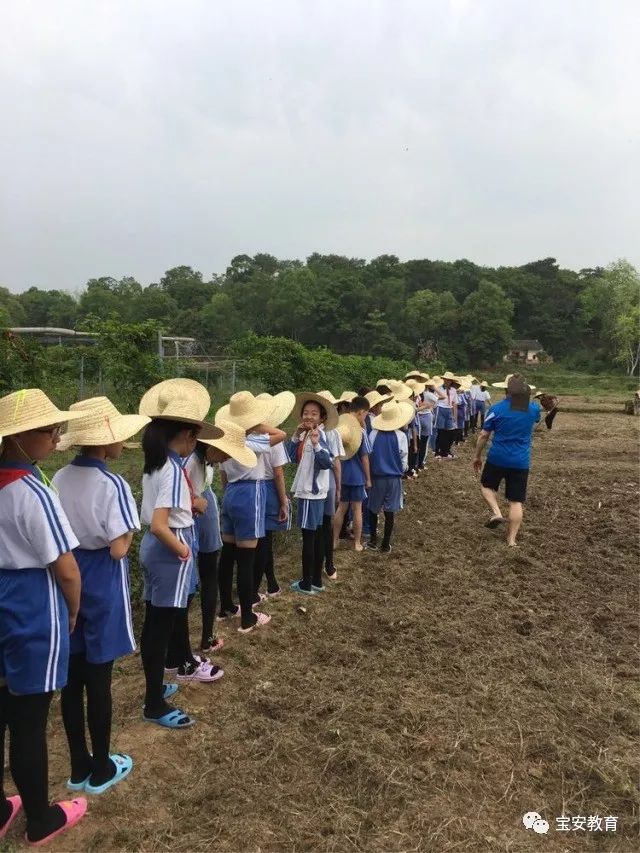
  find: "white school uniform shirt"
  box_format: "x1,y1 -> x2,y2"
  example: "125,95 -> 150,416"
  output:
262,441 -> 289,481
470,385 -> 482,400
481,390 -> 491,403
182,452 -> 210,496
141,453 -> 192,528
52,460 -> 140,550
290,435 -> 331,500
220,433 -> 271,483
0,467 -> 79,569
422,391 -> 439,408
323,426 -> 345,462
436,386 -> 453,408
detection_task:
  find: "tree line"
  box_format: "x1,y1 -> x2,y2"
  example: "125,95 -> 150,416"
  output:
1,254 -> 638,373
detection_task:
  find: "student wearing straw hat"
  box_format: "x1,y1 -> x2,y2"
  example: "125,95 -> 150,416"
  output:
473,374 -> 540,546
252,392 -> 296,600
434,372 -> 460,459
332,397 -> 372,552
317,391 -> 346,580
0,389 -> 88,845
366,399 -> 414,552
214,392 -> 286,632
137,381 -> 222,728
52,397 -> 149,795
287,393 -> 336,593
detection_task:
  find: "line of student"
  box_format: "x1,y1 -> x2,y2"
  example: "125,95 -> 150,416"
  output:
0,369 -> 498,845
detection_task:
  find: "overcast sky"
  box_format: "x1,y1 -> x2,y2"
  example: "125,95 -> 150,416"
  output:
0,0 -> 638,293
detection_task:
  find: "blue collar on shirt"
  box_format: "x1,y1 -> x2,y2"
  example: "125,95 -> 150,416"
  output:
0,459 -> 41,477
168,449 -> 182,464
70,455 -> 108,470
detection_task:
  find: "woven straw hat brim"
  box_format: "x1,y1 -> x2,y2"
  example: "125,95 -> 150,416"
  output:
295,393 -> 339,431
198,429 -> 258,468
316,390 -> 339,405
365,391 -> 393,408
149,414 -> 222,440
139,379 -> 211,421
406,380 -> 426,395
337,391 -> 357,403
372,400 -> 415,432
0,389 -> 85,438
256,391 -> 296,427
57,413 -> 150,450
215,394 -> 274,430
405,371 -> 430,382
336,413 -> 362,460
387,381 -> 413,402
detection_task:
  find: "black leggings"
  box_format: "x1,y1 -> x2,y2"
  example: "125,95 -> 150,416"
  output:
140,602 -> 182,718
218,542 -> 258,630
0,687 -> 68,841
322,514 -> 334,571
198,550 -> 219,644
300,527 -> 323,590
435,428 -> 455,457
368,510 -> 395,547
166,598 -> 198,670
407,443 -> 418,473
61,654 -> 114,786
254,532 -> 280,595
417,435 -> 429,468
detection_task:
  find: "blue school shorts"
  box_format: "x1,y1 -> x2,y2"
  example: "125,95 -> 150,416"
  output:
297,497 -> 325,530
71,547 -> 136,663
0,567 -> 69,694
140,527 -> 195,609
221,480 -> 266,541
367,476 -> 403,513
340,483 -> 367,503
264,479 -> 291,532
195,487 -> 223,553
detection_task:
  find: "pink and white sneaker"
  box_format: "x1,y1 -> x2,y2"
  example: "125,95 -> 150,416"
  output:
176,661 -> 224,683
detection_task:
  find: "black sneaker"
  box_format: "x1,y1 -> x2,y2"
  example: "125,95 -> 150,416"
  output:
365,541 -> 379,551
379,543 -> 392,554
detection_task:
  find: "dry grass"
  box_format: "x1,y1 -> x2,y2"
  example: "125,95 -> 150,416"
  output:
6,403 -> 639,852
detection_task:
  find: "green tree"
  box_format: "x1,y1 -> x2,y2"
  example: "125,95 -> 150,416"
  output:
18,287 -> 78,328
459,280 -> 513,366
0,287 -> 26,327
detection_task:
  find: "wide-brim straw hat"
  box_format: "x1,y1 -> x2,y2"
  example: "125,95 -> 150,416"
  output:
57,397 -> 150,450
295,392 -> 339,431
442,371 -> 461,384
365,390 -> 393,408
317,390 -> 339,405
337,391 -> 357,403
256,391 -> 296,427
372,399 -> 416,432
492,373 -> 536,391
139,378 -> 211,421
405,378 -> 426,395
215,391 -> 275,430
376,378 -> 392,389
198,419 -> 258,468
404,371 -> 430,382
386,380 -> 413,401
0,389 -> 84,439
427,376 -> 443,387
336,413 -> 362,460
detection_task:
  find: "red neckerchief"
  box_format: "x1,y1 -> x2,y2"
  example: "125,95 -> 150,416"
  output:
296,433 -> 307,463
0,469 -> 31,489
181,467 -> 196,508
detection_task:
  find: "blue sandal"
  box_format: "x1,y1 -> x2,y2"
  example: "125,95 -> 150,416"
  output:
162,683 -> 179,699
142,708 -> 196,729
290,581 -> 316,596
84,753 -> 133,795
66,775 -> 90,793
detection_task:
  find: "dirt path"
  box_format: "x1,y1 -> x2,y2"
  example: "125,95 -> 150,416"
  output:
26,410 -> 640,851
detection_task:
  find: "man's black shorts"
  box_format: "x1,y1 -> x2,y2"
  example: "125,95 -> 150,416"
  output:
480,461 -> 529,503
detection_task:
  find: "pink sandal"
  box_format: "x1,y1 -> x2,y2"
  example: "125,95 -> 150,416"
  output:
26,797 -> 87,847
238,611 -> 271,634
0,795 -> 22,840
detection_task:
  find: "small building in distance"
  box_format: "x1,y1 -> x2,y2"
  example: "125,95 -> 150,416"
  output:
503,339 -> 551,364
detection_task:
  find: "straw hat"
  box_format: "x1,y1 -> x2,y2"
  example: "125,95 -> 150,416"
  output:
442,371 -> 461,384
215,391 -> 275,430
295,392 -> 339,431
0,389 -> 84,439
492,373 -> 536,391
336,413 -> 362,460
376,378 -> 392,389
57,397 -> 150,451
386,380 -> 413,401
371,399 -> 416,432
404,371 -> 430,382
365,390 -> 393,408
428,376 -> 443,387
405,378 -> 426,396
256,391 -> 296,427
198,419 -> 258,468
337,391 -> 357,403
317,390 -> 338,405
139,379 -> 210,421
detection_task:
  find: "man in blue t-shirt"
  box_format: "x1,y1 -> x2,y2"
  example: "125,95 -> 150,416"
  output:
472,374 -> 541,546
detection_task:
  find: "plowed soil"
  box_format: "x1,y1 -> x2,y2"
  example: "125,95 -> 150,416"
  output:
20,404 -> 640,851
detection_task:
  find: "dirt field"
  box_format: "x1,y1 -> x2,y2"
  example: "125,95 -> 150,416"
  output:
10,402 -> 639,852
